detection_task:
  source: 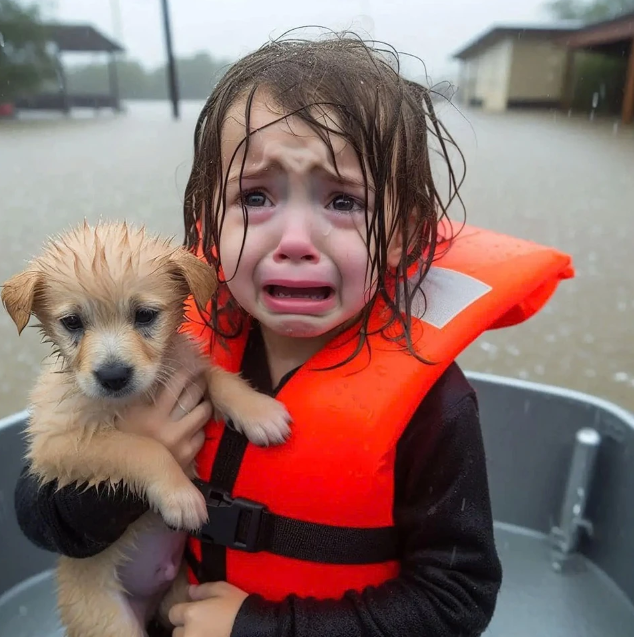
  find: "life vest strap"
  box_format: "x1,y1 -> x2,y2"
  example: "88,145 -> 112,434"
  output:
190,479 -> 399,566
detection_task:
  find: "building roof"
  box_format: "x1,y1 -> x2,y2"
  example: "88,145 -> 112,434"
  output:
561,10 -> 634,49
452,23 -> 581,60
582,9 -> 634,29
43,23 -> 124,53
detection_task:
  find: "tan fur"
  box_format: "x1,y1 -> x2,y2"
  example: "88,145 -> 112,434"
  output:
2,221 -> 292,637
1,268 -> 44,334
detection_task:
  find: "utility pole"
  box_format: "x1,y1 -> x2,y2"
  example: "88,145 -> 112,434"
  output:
109,0 -> 123,112
110,0 -> 123,42
160,0 -> 180,120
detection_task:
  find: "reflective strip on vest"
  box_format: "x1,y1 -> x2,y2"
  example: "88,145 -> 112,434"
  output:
408,266 -> 492,327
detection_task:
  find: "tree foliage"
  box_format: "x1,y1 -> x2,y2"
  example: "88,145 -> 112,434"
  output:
0,0 -> 56,100
544,0 -> 634,22
66,52 -> 231,101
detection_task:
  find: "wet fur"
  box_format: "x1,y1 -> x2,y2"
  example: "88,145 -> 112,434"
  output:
2,221 -> 291,637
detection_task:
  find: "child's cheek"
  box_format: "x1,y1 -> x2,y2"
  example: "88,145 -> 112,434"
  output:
217,225 -> 248,281
339,245 -> 379,305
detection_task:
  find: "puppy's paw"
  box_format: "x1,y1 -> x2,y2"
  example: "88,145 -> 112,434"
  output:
230,395 -> 292,447
148,482 -> 208,532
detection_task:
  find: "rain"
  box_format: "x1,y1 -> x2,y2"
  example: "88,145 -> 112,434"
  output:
1,0 -> 634,636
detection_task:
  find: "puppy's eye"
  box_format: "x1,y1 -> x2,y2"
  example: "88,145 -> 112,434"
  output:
60,315 -> 83,332
135,309 -> 159,327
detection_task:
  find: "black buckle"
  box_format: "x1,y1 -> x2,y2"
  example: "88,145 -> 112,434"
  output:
193,480 -> 265,552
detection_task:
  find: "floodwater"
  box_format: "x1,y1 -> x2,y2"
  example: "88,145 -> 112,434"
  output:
0,101 -> 632,417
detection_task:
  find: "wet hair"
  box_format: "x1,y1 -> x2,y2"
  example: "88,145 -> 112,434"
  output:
183,28 -> 466,364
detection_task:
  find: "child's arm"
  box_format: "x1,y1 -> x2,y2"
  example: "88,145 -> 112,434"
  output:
230,367 -> 501,637
14,467 -> 148,558
13,368 -> 210,559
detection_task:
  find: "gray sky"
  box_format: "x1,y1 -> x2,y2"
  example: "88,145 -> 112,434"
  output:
46,0 -> 554,79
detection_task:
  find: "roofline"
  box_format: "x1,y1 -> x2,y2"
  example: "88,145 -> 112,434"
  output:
43,22 -> 125,53
454,11 -> 634,60
452,24 -> 580,60
578,9 -> 634,32
559,10 -> 634,48
562,11 -> 634,49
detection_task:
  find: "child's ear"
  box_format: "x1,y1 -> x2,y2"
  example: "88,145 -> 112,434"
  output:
387,230 -> 404,269
387,212 -> 418,269
169,248 -> 218,308
1,268 -> 44,334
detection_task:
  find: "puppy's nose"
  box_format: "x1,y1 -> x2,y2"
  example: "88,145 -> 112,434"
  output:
94,363 -> 133,392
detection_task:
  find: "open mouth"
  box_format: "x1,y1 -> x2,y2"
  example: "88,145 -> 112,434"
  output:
264,285 -> 334,300
261,283 -> 337,314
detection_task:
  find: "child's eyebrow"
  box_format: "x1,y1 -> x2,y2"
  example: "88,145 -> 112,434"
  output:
227,161 -> 373,191
226,163 -> 282,184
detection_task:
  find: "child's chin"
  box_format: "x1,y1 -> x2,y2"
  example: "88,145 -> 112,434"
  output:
266,316 -> 337,339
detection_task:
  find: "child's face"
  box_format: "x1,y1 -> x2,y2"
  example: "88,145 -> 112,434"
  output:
217,96 -> 398,341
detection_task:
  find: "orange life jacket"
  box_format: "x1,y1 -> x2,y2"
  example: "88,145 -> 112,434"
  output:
183,224 -> 574,601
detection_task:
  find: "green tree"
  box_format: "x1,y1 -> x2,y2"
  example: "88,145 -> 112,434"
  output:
66,59 -> 151,100
65,52 -> 231,101
175,52 -> 230,100
545,0 -> 634,21
144,52 -> 230,100
0,0 -> 56,100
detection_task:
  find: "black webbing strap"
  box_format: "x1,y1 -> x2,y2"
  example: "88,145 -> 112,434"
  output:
186,424 -> 248,582
242,505 -> 398,564
187,475 -> 398,567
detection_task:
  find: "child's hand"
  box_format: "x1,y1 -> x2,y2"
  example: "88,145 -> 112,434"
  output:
169,582 -> 249,637
117,368 -> 213,471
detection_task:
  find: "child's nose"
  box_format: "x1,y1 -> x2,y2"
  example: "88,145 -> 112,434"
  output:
273,215 -> 320,263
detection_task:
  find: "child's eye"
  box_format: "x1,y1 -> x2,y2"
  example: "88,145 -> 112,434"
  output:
241,191 -> 271,208
329,194 -> 363,213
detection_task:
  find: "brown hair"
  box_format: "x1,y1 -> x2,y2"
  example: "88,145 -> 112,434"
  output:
183,28 -> 466,363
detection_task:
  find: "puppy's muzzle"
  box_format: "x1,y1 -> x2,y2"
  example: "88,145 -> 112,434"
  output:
94,362 -> 134,393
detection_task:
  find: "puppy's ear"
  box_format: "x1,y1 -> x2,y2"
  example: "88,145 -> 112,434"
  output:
169,249 -> 217,308
1,269 -> 44,334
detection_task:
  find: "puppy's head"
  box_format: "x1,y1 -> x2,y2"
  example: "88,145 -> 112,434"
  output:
1,221 -> 216,401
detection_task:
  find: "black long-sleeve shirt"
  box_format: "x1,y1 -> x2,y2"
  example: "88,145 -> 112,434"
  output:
14,326 -> 502,637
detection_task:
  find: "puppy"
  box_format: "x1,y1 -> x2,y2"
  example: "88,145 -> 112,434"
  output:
2,221 -> 291,637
